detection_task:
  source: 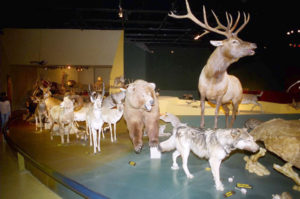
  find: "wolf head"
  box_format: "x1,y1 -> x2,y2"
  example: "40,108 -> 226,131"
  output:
231,128 -> 259,153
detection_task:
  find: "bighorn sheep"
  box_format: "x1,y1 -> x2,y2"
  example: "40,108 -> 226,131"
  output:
169,0 -> 256,128
86,84 -> 105,154
49,96 -> 75,144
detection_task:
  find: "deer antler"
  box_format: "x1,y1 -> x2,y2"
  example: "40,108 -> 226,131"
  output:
169,0 -> 250,38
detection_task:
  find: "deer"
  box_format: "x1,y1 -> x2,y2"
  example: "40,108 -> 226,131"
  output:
101,102 -> 124,142
32,95 -> 48,132
86,83 -> 105,154
169,0 -> 257,129
49,95 -> 75,144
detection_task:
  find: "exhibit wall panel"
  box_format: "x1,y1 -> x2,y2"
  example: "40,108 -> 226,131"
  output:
110,31 -> 124,92
146,46 -> 211,91
124,42 -> 147,81
40,29 -> 121,65
1,28 -> 122,66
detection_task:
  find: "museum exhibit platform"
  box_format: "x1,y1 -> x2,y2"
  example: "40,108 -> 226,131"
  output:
3,97 -> 300,199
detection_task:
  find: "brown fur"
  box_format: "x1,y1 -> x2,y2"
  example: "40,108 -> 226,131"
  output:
123,80 -> 160,153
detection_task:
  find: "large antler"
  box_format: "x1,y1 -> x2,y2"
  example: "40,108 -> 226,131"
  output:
169,0 -> 250,38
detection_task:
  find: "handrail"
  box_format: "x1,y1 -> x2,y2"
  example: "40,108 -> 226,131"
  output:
3,114 -> 108,199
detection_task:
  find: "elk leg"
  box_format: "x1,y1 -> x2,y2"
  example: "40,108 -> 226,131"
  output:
214,99 -> 222,129
200,95 -> 205,128
222,104 -> 230,128
229,103 -> 239,128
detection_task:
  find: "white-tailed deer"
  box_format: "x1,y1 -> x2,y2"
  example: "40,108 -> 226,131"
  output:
169,0 -> 257,129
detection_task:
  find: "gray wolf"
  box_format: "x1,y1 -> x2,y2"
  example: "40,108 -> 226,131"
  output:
160,126 -> 259,191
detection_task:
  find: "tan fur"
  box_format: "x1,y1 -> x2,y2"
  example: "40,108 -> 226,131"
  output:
123,80 -> 160,153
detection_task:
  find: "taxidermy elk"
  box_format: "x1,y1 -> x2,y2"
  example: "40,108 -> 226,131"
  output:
169,0 -> 257,129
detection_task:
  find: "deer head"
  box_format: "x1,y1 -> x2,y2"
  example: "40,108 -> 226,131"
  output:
169,0 -> 257,60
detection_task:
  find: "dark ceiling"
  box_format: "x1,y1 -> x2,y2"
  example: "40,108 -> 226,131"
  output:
0,0 -> 299,48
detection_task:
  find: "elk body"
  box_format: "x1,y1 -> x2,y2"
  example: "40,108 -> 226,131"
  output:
169,0 -> 256,129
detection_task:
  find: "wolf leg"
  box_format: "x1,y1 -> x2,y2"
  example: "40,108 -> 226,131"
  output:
181,147 -> 194,179
209,158 -> 223,191
171,150 -> 180,170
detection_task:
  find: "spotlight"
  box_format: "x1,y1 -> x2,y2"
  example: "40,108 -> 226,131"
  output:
118,5 -> 123,18
67,65 -> 71,69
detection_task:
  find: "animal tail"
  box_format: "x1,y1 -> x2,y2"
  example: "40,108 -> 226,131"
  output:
159,134 -> 176,152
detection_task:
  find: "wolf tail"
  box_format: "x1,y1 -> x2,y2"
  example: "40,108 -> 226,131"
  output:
159,134 -> 176,152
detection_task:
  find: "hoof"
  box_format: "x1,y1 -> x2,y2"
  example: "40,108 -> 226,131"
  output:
171,165 -> 179,170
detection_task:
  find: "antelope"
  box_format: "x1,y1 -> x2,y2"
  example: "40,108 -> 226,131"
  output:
86,84 -> 105,154
169,0 -> 257,128
101,102 -> 124,142
49,96 -> 75,144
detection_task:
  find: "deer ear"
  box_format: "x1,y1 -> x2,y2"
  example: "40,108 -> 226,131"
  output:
210,40 -> 224,47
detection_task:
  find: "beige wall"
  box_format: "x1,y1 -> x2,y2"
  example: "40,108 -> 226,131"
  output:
0,29 -> 123,110
1,28 -> 122,66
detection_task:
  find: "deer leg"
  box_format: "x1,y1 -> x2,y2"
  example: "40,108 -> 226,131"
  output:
222,104 -> 230,128
97,127 -> 101,152
109,123 -> 113,142
113,123 -> 117,141
39,113 -> 42,132
35,115 -> 38,131
200,95 -> 206,128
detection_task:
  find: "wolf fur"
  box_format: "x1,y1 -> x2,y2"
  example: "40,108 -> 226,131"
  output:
160,126 -> 259,191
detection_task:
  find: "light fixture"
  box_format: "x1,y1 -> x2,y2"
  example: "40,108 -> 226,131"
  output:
67,65 -> 71,69
118,0 -> 123,18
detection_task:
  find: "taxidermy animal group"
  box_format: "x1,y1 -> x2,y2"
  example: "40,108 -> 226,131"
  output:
160,126 -> 259,191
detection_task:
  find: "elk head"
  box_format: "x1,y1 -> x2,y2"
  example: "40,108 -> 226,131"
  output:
169,0 -> 257,61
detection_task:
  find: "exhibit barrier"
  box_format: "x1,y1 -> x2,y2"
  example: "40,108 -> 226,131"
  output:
3,113 -> 108,199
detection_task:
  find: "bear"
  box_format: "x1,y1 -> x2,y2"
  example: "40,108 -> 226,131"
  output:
123,79 -> 160,154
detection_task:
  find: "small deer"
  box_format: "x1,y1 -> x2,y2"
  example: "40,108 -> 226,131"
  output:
169,0 -> 257,128
86,83 -> 105,154
33,96 -> 48,132
101,103 -> 124,142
